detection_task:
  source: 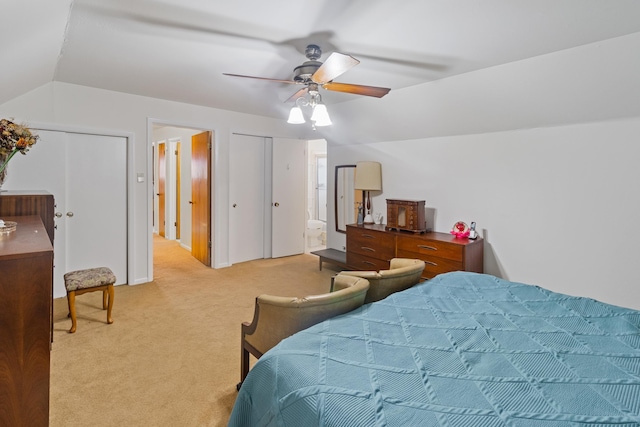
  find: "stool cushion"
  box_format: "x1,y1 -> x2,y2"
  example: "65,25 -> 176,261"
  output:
64,267 -> 116,292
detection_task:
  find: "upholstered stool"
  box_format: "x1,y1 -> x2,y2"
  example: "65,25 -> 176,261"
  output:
64,267 -> 116,333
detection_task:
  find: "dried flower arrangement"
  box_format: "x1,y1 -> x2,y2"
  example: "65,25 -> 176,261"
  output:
0,118 -> 39,181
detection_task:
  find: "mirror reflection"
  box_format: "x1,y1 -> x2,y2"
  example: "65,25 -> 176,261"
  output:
335,165 -> 362,233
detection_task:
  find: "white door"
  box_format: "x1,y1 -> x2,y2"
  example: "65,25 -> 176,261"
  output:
229,134 -> 266,264
272,138 -> 305,258
4,130 -> 128,298
65,133 -> 127,286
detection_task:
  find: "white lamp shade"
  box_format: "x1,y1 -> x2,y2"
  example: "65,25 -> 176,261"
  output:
287,106 -> 305,124
310,104 -> 332,126
354,161 -> 382,191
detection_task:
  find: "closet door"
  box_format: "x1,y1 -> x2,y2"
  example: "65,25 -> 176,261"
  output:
4,130 -> 127,298
65,133 -> 127,292
272,138 -> 305,258
229,134 -> 266,264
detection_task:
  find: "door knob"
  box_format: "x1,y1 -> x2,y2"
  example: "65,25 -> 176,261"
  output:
274,202 -> 280,207
188,201 -> 193,204
233,203 -> 237,208
66,212 -> 74,217
55,212 -> 63,218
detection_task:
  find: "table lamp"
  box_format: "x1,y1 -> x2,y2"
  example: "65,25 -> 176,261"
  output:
354,161 -> 382,224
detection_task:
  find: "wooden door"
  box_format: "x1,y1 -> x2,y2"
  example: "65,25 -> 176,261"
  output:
158,142 -> 166,237
191,131 -> 211,266
272,138 -> 305,258
229,134 -> 266,264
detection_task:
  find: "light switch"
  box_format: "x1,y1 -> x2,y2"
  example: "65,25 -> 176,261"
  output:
137,172 -> 145,183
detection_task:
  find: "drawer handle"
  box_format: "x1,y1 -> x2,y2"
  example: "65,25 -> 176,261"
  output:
361,246 -> 376,252
361,234 -> 375,239
418,245 -> 437,251
361,261 -> 376,266
424,260 -> 438,266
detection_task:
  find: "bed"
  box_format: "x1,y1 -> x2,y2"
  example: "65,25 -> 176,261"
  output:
228,272 -> 640,426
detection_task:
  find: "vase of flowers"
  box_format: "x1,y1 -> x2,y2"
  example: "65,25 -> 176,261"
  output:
0,118 -> 39,189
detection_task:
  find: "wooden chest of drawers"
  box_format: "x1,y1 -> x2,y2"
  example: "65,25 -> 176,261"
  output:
0,216 -> 53,427
346,225 -> 395,271
347,224 -> 483,278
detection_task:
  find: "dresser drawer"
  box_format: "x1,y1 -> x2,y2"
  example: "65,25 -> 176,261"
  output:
347,228 -> 395,260
396,235 -> 463,262
347,252 -> 391,271
397,249 -> 463,279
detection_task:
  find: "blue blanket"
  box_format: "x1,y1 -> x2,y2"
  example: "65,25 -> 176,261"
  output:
229,272 -> 640,426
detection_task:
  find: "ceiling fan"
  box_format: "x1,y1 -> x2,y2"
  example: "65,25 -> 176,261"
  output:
223,44 -> 391,102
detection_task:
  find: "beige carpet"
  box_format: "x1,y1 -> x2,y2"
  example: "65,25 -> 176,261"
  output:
49,236 -> 337,426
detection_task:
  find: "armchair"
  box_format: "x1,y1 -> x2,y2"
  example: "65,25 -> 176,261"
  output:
333,258 -> 425,303
238,275 -> 369,389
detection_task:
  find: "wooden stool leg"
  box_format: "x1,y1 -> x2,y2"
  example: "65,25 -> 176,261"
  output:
106,284 -> 114,324
102,290 -> 108,309
68,291 -> 77,333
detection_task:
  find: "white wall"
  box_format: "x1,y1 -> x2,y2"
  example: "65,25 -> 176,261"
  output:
0,82 -> 306,284
326,33 -> 640,309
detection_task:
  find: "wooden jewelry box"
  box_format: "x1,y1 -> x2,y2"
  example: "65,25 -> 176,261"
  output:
385,199 -> 427,233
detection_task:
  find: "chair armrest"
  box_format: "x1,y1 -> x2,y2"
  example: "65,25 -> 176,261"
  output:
243,278 -> 370,356
331,274 -> 371,292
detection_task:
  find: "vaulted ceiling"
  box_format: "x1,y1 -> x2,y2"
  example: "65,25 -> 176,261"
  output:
4,0 -> 640,121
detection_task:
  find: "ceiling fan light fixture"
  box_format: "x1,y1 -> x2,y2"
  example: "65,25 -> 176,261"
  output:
311,103 -> 331,127
225,44 -> 390,128
287,106 -> 305,124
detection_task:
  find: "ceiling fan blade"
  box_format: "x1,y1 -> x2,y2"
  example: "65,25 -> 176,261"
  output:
311,52 -> 360,84
322,82 -> 391,98
222,73 -> 299,85
285,87 -> 309,103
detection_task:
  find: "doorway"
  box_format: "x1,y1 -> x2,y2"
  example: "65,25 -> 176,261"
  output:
151,124 -> 212,267
306,139 -> 327,253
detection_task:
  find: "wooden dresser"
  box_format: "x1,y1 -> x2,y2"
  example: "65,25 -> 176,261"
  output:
0,215 -> 53,426
346,223 -> 483,279
0,191 -> 55,244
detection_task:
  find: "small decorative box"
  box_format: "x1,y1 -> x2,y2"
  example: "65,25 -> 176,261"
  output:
385,199 -> 427,233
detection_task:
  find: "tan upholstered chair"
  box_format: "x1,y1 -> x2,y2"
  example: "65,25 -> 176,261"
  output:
238,275 -> 369,389
333,258 -> 425,303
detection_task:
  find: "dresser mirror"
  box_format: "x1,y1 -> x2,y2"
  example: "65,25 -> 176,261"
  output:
335,164 -> 360,233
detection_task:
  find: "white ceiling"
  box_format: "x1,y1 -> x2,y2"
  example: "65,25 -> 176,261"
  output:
4,0 -> 640,120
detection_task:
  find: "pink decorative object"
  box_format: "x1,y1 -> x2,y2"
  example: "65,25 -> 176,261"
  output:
450,221 -> 470,238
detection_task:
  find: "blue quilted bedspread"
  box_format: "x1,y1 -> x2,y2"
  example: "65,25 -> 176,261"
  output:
228,272 -> 640,426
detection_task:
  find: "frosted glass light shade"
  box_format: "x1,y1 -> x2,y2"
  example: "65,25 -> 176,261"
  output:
311,104 -> 332,126
354,161 -> 382,191
287,106 -> 305,124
